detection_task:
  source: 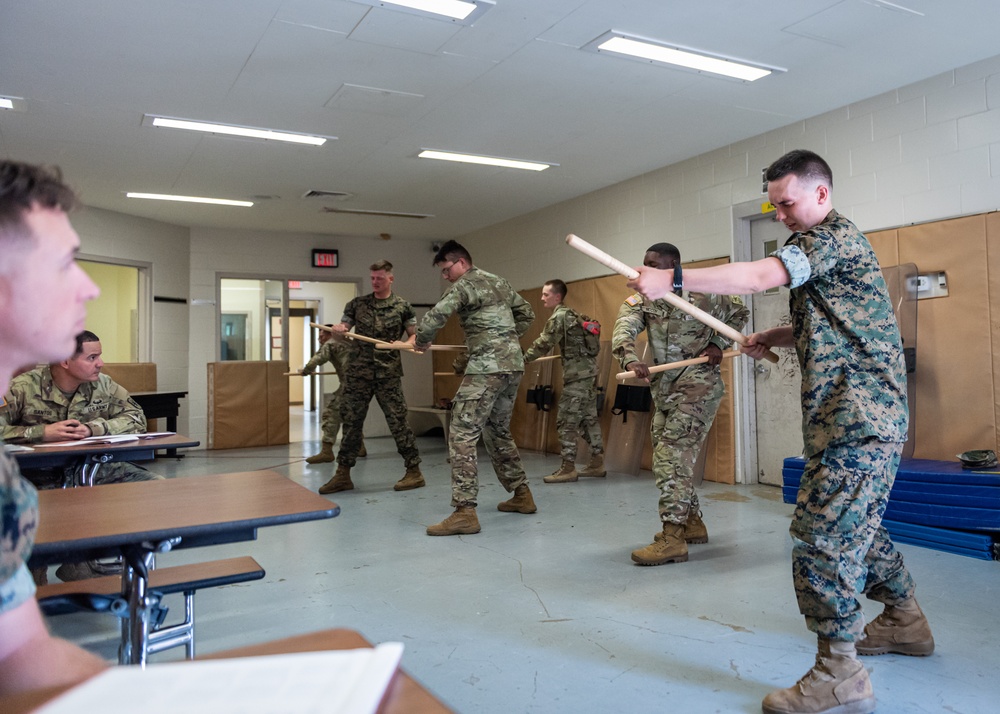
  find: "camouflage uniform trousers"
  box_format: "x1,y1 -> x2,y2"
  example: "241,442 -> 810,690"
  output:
651,375 -> 724,525
320,389 -> 344,444
24,462 -> 161,490
337,376 -> 420,469
449,372 -> 528,508
791,439 -> 914,641
556,377 -> 604,462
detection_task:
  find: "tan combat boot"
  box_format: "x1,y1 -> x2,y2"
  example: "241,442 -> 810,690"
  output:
856,598 -> 934,656
305,442 -> 335,464
543,460 -> 578,483
318,465 -> 354,494
394,466 -> 426,491
632,523 -> 688,565
498,484 -> 537,513
655,509 -> 710,545
357,441 -> 367,457
577,453 -> 607,478
762,640 -> 874,714
427,507 -> 481,536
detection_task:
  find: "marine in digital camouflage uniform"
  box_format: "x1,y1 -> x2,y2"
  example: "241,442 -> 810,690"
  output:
0,158 -> 107,687
523,279 -> 605,482
417,241 -> 536,536
613,243 -> 747,567
0,447 -> 39,617
627,150 -> 930,714
318,260 -> 423,495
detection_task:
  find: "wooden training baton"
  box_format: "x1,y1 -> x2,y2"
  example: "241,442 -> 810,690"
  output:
615,349 -> 742,381
284,371 -> 339,376
375,342 -> 467,351
565,233 -> 779,364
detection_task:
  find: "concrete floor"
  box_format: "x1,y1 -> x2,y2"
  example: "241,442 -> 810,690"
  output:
46,413 -> 1000,713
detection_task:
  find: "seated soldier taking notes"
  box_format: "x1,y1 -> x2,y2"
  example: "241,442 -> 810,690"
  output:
0,329 -> 160,581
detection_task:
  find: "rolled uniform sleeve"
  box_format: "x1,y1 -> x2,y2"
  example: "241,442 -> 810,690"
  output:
773,244 -> 811,289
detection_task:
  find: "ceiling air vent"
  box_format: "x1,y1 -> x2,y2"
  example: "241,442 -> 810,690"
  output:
321,207 -> 433,219
302,190 -> 352,200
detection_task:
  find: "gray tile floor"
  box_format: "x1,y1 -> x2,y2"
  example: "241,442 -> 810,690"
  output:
46,414 -> 1000,713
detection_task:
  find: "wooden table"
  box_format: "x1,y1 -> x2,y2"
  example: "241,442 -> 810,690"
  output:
13,433 -> 200,485
28,470 -> 339,666
0,629 -> 453,714
129,392 -> 188,456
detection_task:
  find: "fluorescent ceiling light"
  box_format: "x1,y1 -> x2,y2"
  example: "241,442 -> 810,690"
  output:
586,32 -> 783,82
355,0 -> 493,23
143,115 -> 330,146
127,192 -> 254,207
418,149 -> 554,172
0,97 -> 14,110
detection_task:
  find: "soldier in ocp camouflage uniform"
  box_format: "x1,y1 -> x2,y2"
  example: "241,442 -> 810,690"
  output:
1,331 -> 160,582
628,150 -> 931,714
0,332 -> 157,491
319,260 -> 423,495
301,328 -> 366,464
613,243 -> 747,568
523,279 -> 605,483
416,241 -> 536,536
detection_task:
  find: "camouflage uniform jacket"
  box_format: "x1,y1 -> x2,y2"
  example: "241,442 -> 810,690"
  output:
612,291 -> 748,398
1,447 -> 38,612
302,339 -> 350,394
342,293 -> 417,381
773,209 -> 908,457
523,304 -> 599,383
0,365 -> 147,444
416,266 -> 535,375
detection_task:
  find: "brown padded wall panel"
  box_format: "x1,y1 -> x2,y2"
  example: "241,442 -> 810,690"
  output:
987,212 -> 1000,453
207,362 -> 269,450
101,363 -> 157,393
267,361 -> 290,445
897,215 -> 995,459
867,228 -> 900,268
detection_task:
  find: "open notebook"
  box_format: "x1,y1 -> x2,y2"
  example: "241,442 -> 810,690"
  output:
37,642 -> 404,714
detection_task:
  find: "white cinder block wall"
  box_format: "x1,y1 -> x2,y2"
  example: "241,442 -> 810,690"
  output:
71,53 -> 1000,448
461,54 -> 1000,292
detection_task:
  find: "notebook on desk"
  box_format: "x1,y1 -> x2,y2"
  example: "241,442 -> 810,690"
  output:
37,642 -> 404,714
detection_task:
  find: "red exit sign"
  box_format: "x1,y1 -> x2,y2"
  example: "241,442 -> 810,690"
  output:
311,249 -> 339,268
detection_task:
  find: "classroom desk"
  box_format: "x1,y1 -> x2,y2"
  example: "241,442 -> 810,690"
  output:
28,470 -> 340,666
129,391 -> 188,456
0,628 -> 453,714
13,433 -> 199,486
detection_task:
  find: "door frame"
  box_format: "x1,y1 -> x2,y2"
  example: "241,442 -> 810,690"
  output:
730,197 -> 780,485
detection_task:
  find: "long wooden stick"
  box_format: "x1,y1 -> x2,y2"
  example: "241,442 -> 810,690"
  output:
615,349 -> 741,381
284,371 -> 339,376
375,342 -> 467,351
565,234 -> 779,364
309,322 -> 396,346
528,354 -> 561,364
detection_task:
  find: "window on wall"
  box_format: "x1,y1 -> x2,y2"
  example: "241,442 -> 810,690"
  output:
78,260 -> 146,362
219,278 -> 284,361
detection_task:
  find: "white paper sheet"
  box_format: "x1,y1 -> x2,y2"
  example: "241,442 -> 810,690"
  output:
36,642 -> 404,714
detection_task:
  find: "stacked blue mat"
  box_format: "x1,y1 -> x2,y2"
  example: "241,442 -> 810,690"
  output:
782,457 -> 1000,561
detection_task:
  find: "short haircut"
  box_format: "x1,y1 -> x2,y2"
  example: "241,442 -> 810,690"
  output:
370,259 -> 393,273
433,240 -> 472,266
544,279 -> 567,299
73,330 -> 100,357
0,161 -> 78,272
765,149 -> 833,188
646,242 -> 681,263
